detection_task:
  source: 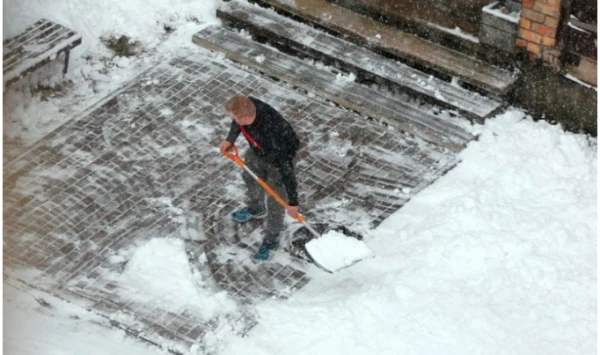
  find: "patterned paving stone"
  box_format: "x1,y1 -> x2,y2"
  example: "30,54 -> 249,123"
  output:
3,53 -> 466,350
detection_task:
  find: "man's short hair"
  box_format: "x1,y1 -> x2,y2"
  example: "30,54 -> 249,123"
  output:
225,96 -> 255,118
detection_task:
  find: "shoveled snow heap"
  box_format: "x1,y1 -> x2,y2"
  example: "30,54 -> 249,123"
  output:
118,237 -> 237,320
305,230 -> 372,272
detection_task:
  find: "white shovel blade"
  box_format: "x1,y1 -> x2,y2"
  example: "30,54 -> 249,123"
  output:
305,230 -> 372,272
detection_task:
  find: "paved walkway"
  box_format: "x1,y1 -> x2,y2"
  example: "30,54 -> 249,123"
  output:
4,53 -> 462,350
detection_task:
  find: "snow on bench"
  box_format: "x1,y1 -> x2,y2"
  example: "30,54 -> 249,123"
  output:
218,0 -> 504,120
3,19 -> 82,89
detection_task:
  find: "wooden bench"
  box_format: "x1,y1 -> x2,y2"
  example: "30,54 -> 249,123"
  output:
3,19 -> 82,89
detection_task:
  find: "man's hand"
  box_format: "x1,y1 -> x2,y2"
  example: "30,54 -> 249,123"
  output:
287,205 -> 299,219
219,140 -> 233,155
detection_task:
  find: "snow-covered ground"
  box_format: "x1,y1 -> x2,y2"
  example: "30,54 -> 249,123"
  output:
220,110 -> 597,355
3,0 -> 220,157
114,237 -> 237,320
4,281 -> 164,355
5,110 -> 596,355
3,0 -> 597,354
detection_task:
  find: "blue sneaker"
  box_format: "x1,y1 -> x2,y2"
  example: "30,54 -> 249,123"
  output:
251,241 -> 279,262
231,207 -> 267,223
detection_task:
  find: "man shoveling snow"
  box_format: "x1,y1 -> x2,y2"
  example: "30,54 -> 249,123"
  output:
218,95 -> 371,271
219,95 -> 301,262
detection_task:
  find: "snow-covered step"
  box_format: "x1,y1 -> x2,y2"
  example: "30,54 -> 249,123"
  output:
218,0 -> 504,120
193,25 -> 474,152
247,0 -> 518,96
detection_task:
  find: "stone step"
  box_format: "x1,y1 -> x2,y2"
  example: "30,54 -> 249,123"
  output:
217,0 -> 503,120
246,0 -> 518,95
193,25 -> 474,152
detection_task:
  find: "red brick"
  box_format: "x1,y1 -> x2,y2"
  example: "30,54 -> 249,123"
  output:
544,16 -> 559,28
516,38 -> 528,48
532,23 -> 557,37
521,8 -> 546,23
522,0 -> 534,8
527,42 -> 542,55
536,3 -> 561,17
520,29 -> 543,44
546,0 -> 561,7
520,18 -> 532,30
542,36 -> 556,46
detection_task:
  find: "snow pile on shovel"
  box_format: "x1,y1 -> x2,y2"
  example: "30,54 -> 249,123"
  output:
305,230 -> 372,272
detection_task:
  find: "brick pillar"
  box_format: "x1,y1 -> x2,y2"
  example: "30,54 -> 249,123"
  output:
517,0 -> 562,66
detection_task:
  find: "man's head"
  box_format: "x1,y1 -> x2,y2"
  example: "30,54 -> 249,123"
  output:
225,96 -> 256,126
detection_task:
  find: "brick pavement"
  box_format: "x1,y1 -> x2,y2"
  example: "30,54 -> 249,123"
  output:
4,53 -> 464,351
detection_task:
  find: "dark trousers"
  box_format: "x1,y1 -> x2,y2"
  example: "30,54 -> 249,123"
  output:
242,149 -> 288,244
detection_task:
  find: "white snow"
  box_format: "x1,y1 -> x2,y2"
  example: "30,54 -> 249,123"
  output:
305,230 -> 373,272
482,2 -> 520,23
4,282 -> 163,355
3,0 -> 597,353
427,23 -> 480,43
335,71 -> 357,82
568,15 -> 592,33
255,54 -> 266,63
568,21 -> 589,33
3,0 -> 220,157
117,238 -> 237,320
220,109 -> 596,355
564,73 -> 597,91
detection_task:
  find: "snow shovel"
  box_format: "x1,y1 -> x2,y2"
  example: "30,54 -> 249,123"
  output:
223,146 -> 371,273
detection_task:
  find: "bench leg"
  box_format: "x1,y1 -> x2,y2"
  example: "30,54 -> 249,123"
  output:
63,50 -> 70,75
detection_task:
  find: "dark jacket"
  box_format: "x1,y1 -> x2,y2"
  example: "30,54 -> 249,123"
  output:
226,97 -> 300,206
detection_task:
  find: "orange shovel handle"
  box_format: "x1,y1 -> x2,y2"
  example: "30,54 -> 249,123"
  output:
223,145 -> 244,167
223,145 -> 305,223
